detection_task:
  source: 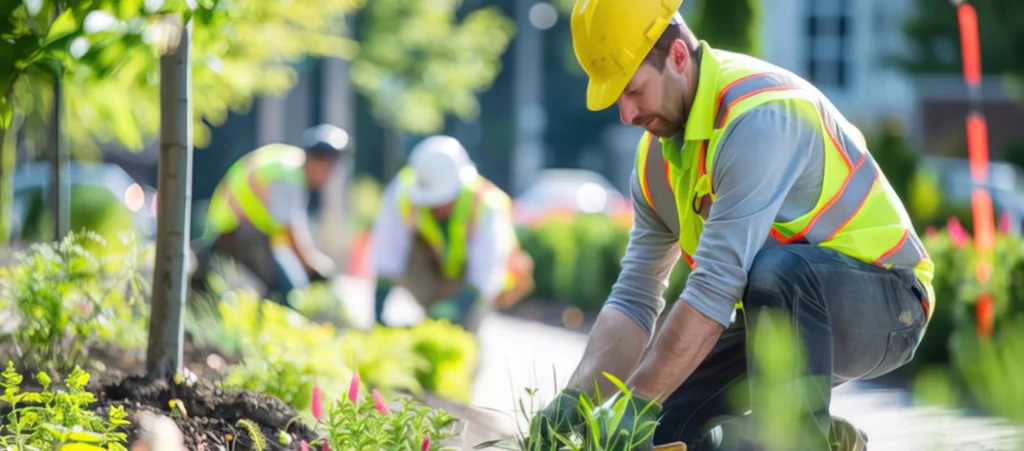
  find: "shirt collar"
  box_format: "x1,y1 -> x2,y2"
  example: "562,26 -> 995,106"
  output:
682,40 -> 720,142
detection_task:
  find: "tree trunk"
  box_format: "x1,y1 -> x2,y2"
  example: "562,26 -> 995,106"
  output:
383,125 -> 404,181
0,106 -> 24,246
146,18 -> 193,378
48,77 -> 70,241
0,118 -> 13,245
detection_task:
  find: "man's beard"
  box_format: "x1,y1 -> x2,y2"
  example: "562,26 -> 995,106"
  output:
653,47 -> 701,137
655,70 -> 691,136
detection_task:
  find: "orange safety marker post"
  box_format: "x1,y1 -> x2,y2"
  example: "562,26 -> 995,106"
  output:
955,0 -> 996,338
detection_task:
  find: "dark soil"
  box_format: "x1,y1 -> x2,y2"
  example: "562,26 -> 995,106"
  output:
91,373 -> 319,451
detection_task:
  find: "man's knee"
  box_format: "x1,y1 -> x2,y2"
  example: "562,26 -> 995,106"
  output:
744,246 -> 816,311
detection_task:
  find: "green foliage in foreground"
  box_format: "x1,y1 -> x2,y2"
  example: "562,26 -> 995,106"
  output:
0,231 -> 150,375
186,287 -> 480,410
0,361 -> 130,451
315,380 -> 460,450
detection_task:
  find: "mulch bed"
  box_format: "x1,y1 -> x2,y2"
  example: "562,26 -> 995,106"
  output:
3,334 -> 510,451
92,372 -> 317,450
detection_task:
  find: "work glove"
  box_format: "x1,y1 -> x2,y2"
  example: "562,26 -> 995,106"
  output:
590,392 -> 662,451
427,286 -> 479,325
308,269 -> 329,283
427,300 -> 462,322
529,388 -> 585,450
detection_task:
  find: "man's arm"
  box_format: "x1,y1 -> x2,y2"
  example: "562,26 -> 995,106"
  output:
287,211 -> 337,276
566,169 -> 681,399
626,103 -> 817,401
266,180 -> 336,276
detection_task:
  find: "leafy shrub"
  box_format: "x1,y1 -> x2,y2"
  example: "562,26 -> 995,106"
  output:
408,320 -> 479,402
517,214 -> 688,310
0,231 -> 150,375
901,223 -> 1024,381
0,361 -> 130,450
193,289 -> 480,409
18,186 -> 137,257
338,326 -> 429,397
193,290 -> 355,410
288,281 -> 350,327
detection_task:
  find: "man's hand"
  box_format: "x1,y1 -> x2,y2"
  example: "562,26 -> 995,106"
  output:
591,392 -> 662,451
427,286 -> 479,323
530,388 -> 585,449
427,300 -> 462,322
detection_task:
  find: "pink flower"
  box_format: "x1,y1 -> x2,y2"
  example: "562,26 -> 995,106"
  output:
300,441 -> 309,451
372,389 -> 391,414
999,211 -> 1012,235
348,373 -> 360,403
421,435 -> 431,451
925,225 -> 938,240
311,383 -> 323,420
947,216 -> 970,248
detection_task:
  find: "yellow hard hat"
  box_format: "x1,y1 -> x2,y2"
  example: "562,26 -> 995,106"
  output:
571,0 -> 684,111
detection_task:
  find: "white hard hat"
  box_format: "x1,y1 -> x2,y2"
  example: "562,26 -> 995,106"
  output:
406,135 -> 478,207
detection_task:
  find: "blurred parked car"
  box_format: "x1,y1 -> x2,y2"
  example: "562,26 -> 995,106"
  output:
10,162 -> 158,243
918,156 -> 1024,230
512,169 -> 631,227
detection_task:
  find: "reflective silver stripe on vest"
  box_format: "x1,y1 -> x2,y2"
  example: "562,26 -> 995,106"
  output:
643,137 -> 681,236
714,73 -> 805,129
791,102 -> 876,244
877,230 -> 930,268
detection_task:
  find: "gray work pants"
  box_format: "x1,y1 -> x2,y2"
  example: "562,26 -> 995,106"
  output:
653,244 -> 930,450
394,236 -> 488,333
191,225 -> 313,306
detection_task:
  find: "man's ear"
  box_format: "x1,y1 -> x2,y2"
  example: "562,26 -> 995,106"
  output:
668,39 -> 689,73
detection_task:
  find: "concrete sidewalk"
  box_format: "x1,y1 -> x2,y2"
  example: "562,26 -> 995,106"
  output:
339,276 -> 1023,451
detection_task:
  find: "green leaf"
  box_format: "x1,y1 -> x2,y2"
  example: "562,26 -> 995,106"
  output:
45,8 -> 78,43
36,371 -> 51,389
32,56 -> 63,80
0,97 -> 12,129
68,429 -> 106,443
602,371 -> 631,395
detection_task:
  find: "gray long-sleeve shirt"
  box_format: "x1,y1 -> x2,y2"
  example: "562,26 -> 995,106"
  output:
605,100 -> 827,332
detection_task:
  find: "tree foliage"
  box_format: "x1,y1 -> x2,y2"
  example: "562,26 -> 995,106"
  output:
899,0 -> 1024,83
690,0 -> 762,57
3,0 -> 362,158
350,0 -> 515,135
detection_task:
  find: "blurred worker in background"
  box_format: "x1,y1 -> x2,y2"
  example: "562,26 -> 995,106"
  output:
533,1 -> 934,450
190,124 -> 352,306
369,135 -> 534,333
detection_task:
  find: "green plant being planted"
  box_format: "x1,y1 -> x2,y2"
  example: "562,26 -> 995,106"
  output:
0,231 -> 150,375
477,373 -> 662,451
0,361 -> 130,450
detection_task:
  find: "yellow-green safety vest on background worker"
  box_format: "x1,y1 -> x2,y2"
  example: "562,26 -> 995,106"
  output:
634,41 -> 936,321
207,144 -> 306,240
395,166 -> 519,291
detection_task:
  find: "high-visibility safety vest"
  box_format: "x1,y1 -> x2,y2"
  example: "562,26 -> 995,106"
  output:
206,144 -> 307,239
395,166 -> 519,292
634,41 -> 935,321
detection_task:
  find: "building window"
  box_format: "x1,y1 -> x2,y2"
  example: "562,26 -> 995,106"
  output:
804,0 -> 851,89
